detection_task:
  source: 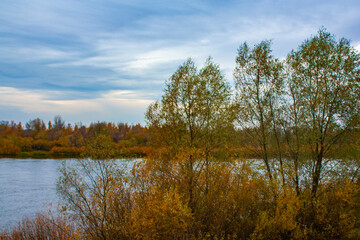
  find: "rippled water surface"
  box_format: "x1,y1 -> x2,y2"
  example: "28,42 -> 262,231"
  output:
0,158 -> 65,230
0,158 -> 136,230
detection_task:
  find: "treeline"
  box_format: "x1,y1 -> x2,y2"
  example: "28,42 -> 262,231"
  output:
2,29 -> 360,239
0,117 -> 150,158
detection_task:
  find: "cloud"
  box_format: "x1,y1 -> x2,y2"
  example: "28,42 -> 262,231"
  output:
41,1 -> 333,83
0,87 -> 98,114
59,39 -> 204,74
0,46 -> 78,63
1,0 -> 360,124
0,0 -> 104,37
0,87 -> 152,124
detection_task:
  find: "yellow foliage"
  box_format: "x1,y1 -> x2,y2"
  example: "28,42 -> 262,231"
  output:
130,187 -> 193,239
50,146 -> 85,155
32,139 -> 54,151
251,190 -> 302,240
0,138 -> 20,155
12,137 -> 33,152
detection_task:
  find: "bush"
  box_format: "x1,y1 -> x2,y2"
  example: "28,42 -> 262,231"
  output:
131,187 -> 193,239
0,213 -> 76,240
32,139 -> 54,151
50,146 -> 85,157
18,152 -> 31,158
31,151 -> 51,158
0,139 -> 20,155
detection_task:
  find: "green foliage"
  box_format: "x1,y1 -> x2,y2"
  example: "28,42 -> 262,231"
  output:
234,40 -> 285,181
83,134 -> 116,159
146,58 -> 234,155
287,28 -> 360,195
146,58 -> 235,215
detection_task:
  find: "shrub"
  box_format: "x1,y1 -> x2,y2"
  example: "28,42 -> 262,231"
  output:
0,213 -> 76,240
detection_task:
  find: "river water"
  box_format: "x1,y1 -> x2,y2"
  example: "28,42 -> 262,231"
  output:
0,158 -> 136,231
1,157 -> 355,231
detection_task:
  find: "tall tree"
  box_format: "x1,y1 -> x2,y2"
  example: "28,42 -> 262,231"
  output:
234,41 -> 285,182
287,28 -> 360,196
282,64 -> 305,195
146,58 -> 233,210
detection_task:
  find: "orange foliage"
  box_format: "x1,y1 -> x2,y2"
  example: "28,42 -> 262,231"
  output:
0,139 -> 21,155
32,139 -> 54,151
50,146 -> 85,156
120,146 -> 153,157
14,137 -> 33,152
0,213 -> 76,240
130,187 -> 193,239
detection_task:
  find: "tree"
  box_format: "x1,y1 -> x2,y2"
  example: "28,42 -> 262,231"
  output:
25,118 -> 46,132
48,115 -> 66,140
234,41 -> 285,182
287,28 -> 360,196
57,135 -> 131,239
146,57 -> 234,211
25,118 -> 47,139
54,115 -> 65,131
282,65 -> 305,195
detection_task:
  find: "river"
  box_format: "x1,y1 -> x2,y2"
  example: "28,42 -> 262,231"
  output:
1,157 -> 355,231
0,158 -> 136,231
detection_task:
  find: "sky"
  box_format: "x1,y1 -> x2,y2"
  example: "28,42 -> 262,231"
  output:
1,0 -> 360,126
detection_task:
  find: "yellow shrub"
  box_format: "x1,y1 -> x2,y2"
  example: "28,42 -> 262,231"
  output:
131,187 -> 193,239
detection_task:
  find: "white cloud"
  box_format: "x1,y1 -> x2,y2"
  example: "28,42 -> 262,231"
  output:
0,46 -> 78,63
124,47 -> 201,70
49,36 -> 210,80
0,87 -> 152,124
0,87 -> 99,114
45,6 -> 320,82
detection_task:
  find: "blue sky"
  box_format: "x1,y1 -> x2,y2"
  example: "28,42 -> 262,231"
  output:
1,0 -> 360,125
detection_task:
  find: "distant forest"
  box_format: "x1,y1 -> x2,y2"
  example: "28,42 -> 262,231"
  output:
0,117 -> 150,158
0,115 -> 283,159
